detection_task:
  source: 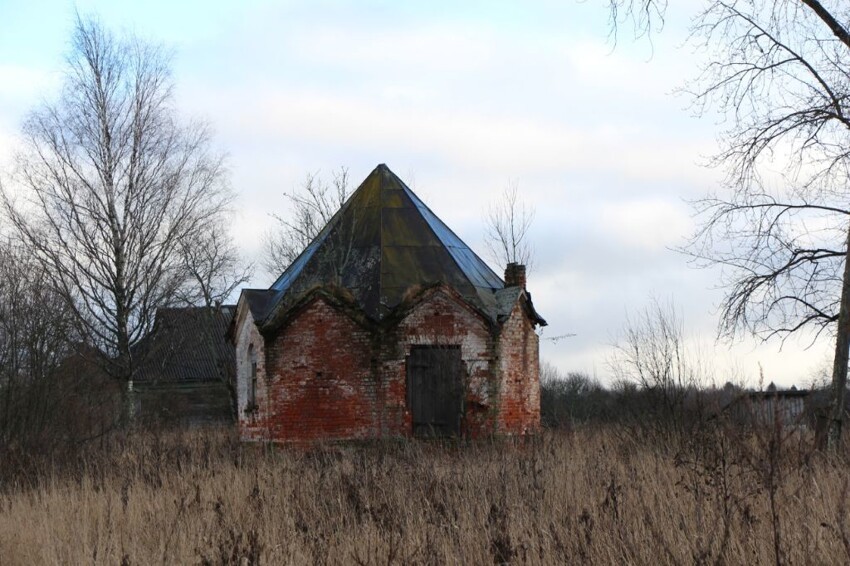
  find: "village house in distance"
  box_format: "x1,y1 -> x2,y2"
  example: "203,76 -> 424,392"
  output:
231,164 -> 546,442
131,306 -> 236,427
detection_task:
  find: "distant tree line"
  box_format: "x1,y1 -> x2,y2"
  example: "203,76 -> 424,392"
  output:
539,300 -> 835,437
540,364 -> 736,430
539,363 -> 833,433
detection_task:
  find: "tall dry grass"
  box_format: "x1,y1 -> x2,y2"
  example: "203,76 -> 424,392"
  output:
1,424 -> 849,565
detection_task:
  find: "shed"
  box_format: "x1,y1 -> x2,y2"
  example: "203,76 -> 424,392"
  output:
723,388 -> 810,429
131,306 -> 236,427
232,164 -> 546,442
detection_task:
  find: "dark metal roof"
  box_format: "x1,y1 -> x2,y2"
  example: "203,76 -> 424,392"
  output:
259,164 -> 545,328
133,306 -> 236,383
241,289 -> 277,322
402,183 -> 504,290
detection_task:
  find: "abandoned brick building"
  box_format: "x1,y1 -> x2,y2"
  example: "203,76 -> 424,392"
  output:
232,164 -> 546,442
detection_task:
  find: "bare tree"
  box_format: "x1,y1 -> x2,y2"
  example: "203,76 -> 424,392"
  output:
602,1 -> 850,448
1,16 -> 232,385
262,167 -> 352,277
671,1 -> 850,449
178,222 -> 253,308
612,301 -> 697,394
610,300 -> 713,435
484,181 -> 535,271
0,236 -> 120,453
0,237 -> 73,446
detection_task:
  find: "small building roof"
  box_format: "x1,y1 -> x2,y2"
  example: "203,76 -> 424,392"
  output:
133,306 -> 235,383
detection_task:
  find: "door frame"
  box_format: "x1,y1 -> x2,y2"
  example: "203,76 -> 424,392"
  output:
405,345 -> 465,437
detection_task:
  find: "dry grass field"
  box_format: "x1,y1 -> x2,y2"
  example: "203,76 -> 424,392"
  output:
1,425 -> 849,565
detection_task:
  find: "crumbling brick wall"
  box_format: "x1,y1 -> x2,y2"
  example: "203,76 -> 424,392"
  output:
234,308 -> 267,441
496,300 -> 541,434
235,287 -> 540,442
389,288 -> 497,438
245,298 -> 376,442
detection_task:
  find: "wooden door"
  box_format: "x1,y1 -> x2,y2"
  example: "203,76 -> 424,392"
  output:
407,346 -> 464,437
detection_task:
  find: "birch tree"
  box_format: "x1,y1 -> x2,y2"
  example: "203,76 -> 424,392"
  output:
2,17 -> 232,383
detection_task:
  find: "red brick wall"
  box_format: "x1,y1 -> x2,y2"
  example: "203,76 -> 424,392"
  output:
245,298 -> 376,442
496,300 -> 541,434
390,289 -> 497,438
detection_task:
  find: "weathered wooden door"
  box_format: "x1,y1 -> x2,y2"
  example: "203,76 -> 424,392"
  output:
407,346 -> 464,437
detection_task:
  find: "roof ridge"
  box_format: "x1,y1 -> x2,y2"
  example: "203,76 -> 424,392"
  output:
396,178 -> 503,289
379,167 -> 386,310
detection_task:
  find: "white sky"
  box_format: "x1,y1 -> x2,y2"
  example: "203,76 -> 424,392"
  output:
0,0 -> 833,388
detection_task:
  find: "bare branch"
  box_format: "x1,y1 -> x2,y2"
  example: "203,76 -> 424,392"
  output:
607,0 -> 668,43
675,0 -> 850,446
484,180 -> 535,271
177,222 -> 253,308
262,167 -> 352,277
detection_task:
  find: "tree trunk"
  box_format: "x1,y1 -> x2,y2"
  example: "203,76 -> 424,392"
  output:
827,224 -> 850,450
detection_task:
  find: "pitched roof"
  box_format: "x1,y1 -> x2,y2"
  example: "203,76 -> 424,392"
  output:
247,164 -> 545,328
254,165 -> 492,320
133,306 -> 236,383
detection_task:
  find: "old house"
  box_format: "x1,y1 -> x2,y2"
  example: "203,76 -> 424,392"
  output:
131,306 -> 236,427
232,164 -> 546,442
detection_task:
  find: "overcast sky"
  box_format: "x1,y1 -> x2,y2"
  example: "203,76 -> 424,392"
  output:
0,0 -> 832,388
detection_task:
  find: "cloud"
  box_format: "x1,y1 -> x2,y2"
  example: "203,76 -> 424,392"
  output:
0,0 -> 829,388
290,23 -> 498,75
196,84 -> 717,192
0,64 -> 57,107
597,198 -> 692,251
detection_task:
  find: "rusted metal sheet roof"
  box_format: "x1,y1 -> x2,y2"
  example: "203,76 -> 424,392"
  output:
493,286 -> 547,326
257,164 -> 545,328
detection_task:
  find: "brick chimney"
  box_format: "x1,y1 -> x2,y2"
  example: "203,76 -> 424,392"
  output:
504,262 -> 526,290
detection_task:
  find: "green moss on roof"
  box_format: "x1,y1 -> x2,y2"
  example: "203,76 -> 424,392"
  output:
255,164 -> 544,327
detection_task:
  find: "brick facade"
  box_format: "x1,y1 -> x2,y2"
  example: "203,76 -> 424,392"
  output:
497,300 -> 541,434
234,285 -> 540,442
